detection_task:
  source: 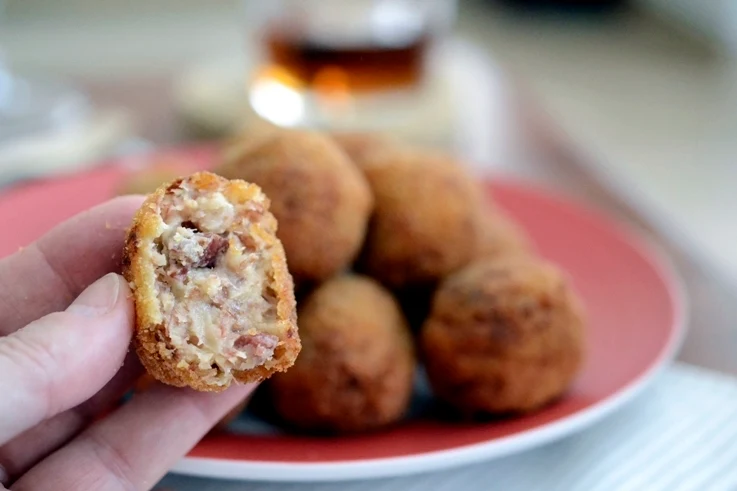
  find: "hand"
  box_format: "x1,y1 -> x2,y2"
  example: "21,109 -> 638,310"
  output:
0,197 -> 255,491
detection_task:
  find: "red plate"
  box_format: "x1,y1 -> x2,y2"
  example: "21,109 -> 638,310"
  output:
0,147 -> 686,482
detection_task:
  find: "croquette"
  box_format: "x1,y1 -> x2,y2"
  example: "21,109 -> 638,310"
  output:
421,255 -> 585,415
331,131 -> 398,170
472,205 -> 533,260
270,275 -> 415,433
122,171 -> 300,392
360,149 -> 480,288
216,129 -> 373,284
220,120 -> 281,166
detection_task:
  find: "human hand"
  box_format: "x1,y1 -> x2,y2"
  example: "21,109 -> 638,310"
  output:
0,197 -> 255,490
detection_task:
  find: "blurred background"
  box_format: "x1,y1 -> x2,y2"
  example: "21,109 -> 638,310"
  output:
0,0 -> 735,371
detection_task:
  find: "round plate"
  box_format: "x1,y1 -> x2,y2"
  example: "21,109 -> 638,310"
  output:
0,147 -> 686,482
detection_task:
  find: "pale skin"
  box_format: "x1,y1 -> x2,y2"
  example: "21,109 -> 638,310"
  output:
0,197 -> 255,490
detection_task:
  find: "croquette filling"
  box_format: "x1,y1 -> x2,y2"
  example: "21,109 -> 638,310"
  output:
151,181 -> 280,385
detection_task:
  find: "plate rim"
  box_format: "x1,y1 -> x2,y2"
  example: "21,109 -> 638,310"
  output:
169,178 -> 689,483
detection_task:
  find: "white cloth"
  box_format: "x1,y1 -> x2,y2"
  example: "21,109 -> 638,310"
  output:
160,363 -> 737,491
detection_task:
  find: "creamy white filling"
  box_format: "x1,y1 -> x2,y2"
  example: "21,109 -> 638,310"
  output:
154,185 -> 280,384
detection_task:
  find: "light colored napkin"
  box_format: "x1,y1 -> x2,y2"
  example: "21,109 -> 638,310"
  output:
160,363 -> 737,491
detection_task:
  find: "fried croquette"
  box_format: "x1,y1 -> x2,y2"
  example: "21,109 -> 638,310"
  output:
472,206 -> 533,260
421,256 -> 585,415
270,275 -> 415,433
216,130 -> 373,284
220,120 -> 281,166
122,171 -> 300,392
360,149 -> 480,288
331,131 -> 398,170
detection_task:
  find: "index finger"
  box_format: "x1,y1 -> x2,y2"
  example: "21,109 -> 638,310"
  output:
0,196 -> 144,336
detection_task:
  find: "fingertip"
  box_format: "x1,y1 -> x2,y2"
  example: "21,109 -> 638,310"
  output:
230,382 -> 259,398
65,274 -> 134,338
194,382 -> 258,410
113,273 -> 135,325
0,279 -> 139,442
142,381 -> 258,421
66,274 -> 120,318
93,196 -> 146,232
106,194 -> 146,211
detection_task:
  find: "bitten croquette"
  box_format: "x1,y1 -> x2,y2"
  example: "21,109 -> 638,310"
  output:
122,172 -> 300,392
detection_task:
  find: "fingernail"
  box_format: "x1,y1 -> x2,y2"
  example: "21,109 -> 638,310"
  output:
67,273 -> 121,317
0,463 -> 8,485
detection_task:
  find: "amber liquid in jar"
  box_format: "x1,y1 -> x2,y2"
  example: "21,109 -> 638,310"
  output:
263,24 -> 429,94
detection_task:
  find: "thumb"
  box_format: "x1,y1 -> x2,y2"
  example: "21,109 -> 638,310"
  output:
0,274 -> 135,445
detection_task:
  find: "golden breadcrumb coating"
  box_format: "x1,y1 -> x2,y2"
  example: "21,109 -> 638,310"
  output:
472,205 -> 533,261
421,255 -> 585,415
270,275 -> 415,433
330,131 -> 399,170
216,129 -> 373,284
360,148 -> 481,288
220,120 -> 281,167
122,171 -> 300,392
